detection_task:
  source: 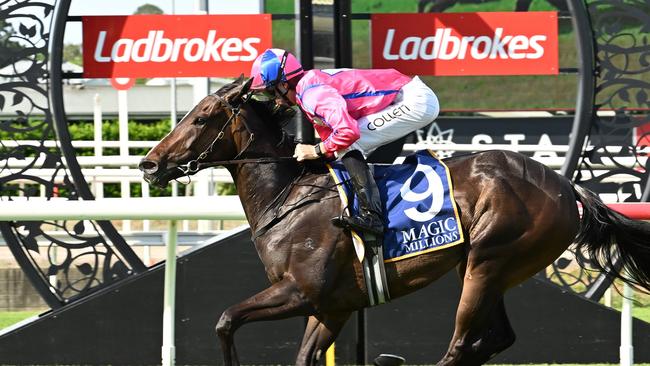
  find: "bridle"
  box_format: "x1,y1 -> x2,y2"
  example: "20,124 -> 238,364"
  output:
176,91 -> 295,177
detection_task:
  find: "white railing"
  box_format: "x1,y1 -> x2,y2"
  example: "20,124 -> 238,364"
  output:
1,93 -> 237,234
0,196 -> 246,366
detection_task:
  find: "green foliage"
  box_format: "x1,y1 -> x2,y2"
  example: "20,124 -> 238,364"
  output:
134,3 -> 164,15
65,119 -> 172,141
216,183 -> 237,196
265,0 -> 293,13
63,43 -> 82,66
0,19 -> 25,68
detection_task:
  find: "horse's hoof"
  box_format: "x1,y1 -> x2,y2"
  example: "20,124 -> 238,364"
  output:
374,353 -> 406,366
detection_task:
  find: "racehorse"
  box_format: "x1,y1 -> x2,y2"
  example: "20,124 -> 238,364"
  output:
139,77 -> 650,366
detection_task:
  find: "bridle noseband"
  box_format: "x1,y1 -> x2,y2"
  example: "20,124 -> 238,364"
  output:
178,93 -> 249,175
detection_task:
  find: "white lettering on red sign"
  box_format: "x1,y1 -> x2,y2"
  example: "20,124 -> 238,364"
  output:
93,30 -> 261,63
371,12 -> 558,76
82,15 -> 271,78
381,28 -> 547,61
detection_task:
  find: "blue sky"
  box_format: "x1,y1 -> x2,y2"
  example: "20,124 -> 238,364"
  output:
65,0 -> 263,44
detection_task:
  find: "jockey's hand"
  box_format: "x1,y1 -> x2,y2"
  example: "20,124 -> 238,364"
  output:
293,144 -> 320,162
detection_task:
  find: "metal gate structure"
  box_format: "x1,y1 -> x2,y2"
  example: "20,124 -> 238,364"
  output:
0,0 -> 648,361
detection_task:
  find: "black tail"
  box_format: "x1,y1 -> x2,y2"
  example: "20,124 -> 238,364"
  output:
572,184 -> 650,292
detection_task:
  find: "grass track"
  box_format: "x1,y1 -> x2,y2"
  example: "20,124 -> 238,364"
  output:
0,310 -> 42,329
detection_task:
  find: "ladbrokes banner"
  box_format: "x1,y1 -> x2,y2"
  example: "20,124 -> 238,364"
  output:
82,15 -> 272,78
372,12 -> 558,76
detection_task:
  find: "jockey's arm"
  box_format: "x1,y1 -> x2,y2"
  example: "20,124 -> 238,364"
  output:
294,84 -> 360,161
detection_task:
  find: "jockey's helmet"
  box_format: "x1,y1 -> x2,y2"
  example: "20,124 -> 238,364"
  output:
250,49 -> 303,90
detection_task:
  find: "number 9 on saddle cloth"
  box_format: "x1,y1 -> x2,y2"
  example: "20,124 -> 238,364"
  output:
328,150 -> 464,263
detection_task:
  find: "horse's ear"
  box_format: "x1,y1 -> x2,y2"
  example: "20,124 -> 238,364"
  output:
241,77 -> 253,94
225,77 -> 253,104
235,73 -> 245,84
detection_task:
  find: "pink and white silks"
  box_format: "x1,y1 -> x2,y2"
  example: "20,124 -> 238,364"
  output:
295,68 -> 440,156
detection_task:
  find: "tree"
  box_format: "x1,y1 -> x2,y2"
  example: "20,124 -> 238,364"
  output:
0,19 -> 24,68
134,4 -> 164,15
63,43 -> 82,66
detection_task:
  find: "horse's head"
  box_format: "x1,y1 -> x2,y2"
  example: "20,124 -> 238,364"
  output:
139,77 -> 254,187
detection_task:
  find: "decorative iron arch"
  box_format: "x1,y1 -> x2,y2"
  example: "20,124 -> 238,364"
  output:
545,0 -> 650,300
0,0 -> 144,309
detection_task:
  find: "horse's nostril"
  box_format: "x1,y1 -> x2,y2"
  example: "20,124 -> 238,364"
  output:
139,159 -> 159,174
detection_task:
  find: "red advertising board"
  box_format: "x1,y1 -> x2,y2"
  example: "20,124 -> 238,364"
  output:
82,14 -> 272,78
372,12 -> 558,76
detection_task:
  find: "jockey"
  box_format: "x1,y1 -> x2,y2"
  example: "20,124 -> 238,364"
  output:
250,48 -> 440,238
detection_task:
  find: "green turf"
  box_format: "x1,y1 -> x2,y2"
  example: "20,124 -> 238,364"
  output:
634,306 -> 650,323
0,311 -> 42,329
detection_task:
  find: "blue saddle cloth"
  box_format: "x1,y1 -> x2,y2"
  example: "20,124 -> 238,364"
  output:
328,150 -> 464,262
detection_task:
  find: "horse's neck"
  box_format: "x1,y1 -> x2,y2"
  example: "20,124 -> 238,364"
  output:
230,104 -> 302,230
230,160 -> 300,231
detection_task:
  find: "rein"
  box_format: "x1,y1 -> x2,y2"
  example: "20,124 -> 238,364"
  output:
177,92 -> 295,176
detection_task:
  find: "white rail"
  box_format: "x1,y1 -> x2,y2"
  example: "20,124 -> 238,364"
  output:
1,196 -> 245,220
0,196 -> 247,366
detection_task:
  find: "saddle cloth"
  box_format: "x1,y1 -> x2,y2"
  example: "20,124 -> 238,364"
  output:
327,150 -> 465,263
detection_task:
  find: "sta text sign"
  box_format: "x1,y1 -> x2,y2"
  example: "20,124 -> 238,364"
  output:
82,14 -> 271,78
372,12 -> 558,76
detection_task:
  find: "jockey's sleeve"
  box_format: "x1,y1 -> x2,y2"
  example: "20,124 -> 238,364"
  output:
300,84 -> 360,153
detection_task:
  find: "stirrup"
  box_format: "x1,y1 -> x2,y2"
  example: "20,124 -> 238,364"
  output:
333,215 -> 384,237
331,213 -> 350,229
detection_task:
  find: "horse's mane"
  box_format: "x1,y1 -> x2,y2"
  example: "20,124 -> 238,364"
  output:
215,80 -> 329,174
213,80 -> 296,149
242,97 -> 301,153
214,81 -> 243,95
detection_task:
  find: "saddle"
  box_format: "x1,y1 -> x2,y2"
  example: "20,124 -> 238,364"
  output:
326,150 -> 465,305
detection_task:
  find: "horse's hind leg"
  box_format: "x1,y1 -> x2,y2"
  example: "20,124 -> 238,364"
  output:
216,278 -> 313,366
296,313 -> 351,366
478,298 -> 516,358
437,274 -> 515,366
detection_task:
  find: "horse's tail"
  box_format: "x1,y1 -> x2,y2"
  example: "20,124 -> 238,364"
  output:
572,183 -> 650,292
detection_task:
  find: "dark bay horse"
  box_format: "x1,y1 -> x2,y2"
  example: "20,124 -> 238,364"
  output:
140,77 -> 650,365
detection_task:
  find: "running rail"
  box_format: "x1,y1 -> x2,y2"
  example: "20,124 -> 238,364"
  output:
0,196 -> 245,366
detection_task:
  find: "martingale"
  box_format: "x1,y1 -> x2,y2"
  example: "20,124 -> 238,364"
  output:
328,149 -> 464,262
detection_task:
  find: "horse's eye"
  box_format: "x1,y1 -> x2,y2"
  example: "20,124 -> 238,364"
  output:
195,117 -> 208,125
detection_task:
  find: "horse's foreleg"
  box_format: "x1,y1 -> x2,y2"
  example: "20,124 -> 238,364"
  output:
296,313 -> 351,366
216,278 -> 313,366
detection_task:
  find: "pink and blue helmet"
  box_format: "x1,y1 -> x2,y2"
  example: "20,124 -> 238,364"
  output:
250,48 -> 304,90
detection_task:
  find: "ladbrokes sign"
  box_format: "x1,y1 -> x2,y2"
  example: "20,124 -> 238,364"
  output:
372,12 -> 558,76
82,15 -> 271,78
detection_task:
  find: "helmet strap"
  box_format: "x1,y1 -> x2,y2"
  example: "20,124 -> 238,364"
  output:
271,51 -> 289,87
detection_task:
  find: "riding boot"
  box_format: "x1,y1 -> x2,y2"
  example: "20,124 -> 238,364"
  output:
333,150 -> 385,238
